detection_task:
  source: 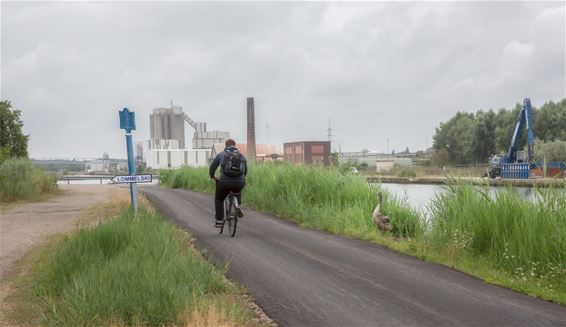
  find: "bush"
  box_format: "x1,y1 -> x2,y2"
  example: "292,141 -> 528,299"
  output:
0,157 -> 58,201
378,165 -> 417,177
394,165 -> 417,178
534,139 -> 566,162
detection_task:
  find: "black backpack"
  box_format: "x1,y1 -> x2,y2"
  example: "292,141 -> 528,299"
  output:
222,150 -> 245,177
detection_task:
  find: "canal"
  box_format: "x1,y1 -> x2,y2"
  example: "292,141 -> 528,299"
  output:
380,182 -> 536,214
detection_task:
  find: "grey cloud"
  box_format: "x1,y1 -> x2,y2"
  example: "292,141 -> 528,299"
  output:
1,1 -> 564,158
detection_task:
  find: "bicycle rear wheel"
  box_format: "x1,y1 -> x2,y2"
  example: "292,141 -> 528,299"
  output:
228,199 -> 238,237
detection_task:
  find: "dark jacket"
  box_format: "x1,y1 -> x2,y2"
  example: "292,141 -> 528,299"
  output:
209,146 -> 248,181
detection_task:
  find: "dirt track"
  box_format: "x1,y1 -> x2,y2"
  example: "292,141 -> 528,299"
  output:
0,185 -> 125,280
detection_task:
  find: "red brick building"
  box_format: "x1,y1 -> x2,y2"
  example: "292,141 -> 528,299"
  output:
283,141 -> 331,166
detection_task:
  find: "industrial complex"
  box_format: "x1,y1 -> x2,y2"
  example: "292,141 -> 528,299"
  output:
135,98 -> 287,169
132,98 -> 433,172
135,104 -> 231,169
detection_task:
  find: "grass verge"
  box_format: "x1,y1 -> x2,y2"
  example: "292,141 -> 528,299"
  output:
2,196 -> 262,326
160,163 -> 566,305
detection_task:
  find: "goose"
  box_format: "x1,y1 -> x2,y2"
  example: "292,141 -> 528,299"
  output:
373,192 -> 392,231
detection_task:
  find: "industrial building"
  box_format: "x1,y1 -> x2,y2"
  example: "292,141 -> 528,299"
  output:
137,103 -> 231,169
211,143 -> 283,162
339,152 -> 385,169
145,149 -> 211,169
150,106 -> 187,148
247,97 -> 256,161
284,141 -> 332,166
375,158 -> 413,173
338,149 -> 434,169
87,152 -> 128,173
136,139 -> 180,164
149,104 -> 228,150
193,131 -> 230,149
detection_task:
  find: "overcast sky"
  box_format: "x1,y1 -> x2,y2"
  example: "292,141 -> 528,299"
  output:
1,1 -> 564,159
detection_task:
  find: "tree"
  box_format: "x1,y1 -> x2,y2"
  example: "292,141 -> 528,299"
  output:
470,110 -> 496,163
432,148 -> 449,165
534,139 -> 566,162
494,105 -> 523,154
0,101 -> 29,163
535,99 -> 566,142
433,112 -> 474,164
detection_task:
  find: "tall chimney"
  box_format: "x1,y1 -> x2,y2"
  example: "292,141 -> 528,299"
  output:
246,97 -> 256,161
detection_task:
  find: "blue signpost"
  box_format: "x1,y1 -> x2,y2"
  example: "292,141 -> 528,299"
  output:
119,108 -> 138,213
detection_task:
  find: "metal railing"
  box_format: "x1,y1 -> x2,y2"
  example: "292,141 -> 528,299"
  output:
59,175 -> 160,185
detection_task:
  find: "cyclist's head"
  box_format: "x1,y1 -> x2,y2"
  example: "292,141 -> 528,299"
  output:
225,139 -> 236,147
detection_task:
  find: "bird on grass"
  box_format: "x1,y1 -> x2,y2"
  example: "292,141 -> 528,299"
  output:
373,192 -> 392,232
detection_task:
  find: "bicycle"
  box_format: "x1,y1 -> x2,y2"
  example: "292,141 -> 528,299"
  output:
219,191 -> 240,237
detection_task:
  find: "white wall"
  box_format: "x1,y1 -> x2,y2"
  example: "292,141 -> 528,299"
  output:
376,161 -> 395,172
146,149 -> 211,169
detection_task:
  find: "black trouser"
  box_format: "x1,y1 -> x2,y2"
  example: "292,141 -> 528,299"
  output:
215,179 -> 245,220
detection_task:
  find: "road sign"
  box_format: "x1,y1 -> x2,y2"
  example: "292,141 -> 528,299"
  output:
119,108 -> 136,132
111,174 -> 152,184
119,107 -> 138,213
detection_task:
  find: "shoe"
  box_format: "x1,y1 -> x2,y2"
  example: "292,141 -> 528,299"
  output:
236,207 -> 244,218
215,219 -> 224,227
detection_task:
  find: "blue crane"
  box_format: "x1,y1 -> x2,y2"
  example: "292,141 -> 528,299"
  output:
505,98 -> 535,164
489,98 -> 535,178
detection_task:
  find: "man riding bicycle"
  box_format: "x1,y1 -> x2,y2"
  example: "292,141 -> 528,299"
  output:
209,139 -> 247,227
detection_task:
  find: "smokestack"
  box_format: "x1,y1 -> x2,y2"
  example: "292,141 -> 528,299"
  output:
247,97 -> 256,161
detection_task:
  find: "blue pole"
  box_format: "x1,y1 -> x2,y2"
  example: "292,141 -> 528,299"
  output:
120,107 -> 138,214
125,131 -> 138,214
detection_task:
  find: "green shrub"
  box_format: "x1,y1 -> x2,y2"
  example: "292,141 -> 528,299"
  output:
394,165 -> 417,178
0,157 -> 58,201
534,139 -> 566,162
377,165 -> 417,177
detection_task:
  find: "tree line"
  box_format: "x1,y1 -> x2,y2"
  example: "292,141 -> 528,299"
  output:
432,99 -> 566,165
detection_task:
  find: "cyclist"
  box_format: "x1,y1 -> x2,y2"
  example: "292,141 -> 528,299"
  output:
209,139 -> 247,227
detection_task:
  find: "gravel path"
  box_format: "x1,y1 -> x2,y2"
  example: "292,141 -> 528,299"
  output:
0,185 -> 125,280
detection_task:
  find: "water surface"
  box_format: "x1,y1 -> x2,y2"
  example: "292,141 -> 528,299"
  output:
380,182 -> 535,214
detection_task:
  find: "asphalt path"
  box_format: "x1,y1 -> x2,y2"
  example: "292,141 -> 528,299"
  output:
141,186 -> 566,327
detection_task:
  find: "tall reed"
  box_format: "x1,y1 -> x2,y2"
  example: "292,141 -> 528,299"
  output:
428,184 -> 566,292
0,157 -> 58,201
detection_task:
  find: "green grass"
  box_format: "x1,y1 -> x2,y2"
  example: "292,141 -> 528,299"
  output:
428,184 -> 566,297
160,163 -> 423,239
0,157 -> 58,202
31,207 -> 252,326
162,163 -> 566,304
